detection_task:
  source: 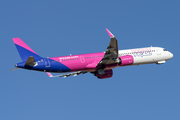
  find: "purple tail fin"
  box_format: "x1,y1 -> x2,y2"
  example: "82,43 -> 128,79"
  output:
12,38 -> 42,62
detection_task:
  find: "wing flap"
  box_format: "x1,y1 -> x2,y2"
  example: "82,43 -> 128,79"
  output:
46,71 -> 87,78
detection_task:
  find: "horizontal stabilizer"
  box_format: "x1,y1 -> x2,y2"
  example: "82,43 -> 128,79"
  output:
25,56 -> 36,65
9,68 -> 21,71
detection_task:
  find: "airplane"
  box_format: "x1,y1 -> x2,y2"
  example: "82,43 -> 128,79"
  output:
11,28 -> 173,79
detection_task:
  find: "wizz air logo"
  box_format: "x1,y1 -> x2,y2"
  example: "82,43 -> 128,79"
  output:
131,48 -> 152,57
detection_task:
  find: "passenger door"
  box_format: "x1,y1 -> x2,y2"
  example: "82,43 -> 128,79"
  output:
44,58 -> 50,67
157,49 -> 161,55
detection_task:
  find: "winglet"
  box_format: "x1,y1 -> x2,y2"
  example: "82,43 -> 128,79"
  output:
47,72 -> 53,77
105,28 -> 115,38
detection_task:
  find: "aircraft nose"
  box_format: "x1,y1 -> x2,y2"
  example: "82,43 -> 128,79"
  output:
168,52 -> 173,59
170,52 -> 173,58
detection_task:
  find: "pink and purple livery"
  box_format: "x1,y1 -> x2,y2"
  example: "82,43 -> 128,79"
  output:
11,29 -> 173,79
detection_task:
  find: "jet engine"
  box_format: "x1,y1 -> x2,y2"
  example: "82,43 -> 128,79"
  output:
95,69 -> 113,79
118,55 -> 134,66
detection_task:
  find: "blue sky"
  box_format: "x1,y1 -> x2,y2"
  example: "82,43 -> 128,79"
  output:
0,0 -> 180,120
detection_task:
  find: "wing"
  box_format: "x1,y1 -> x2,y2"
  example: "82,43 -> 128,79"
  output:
47,71 -> 87,78
97,28 -> 119,66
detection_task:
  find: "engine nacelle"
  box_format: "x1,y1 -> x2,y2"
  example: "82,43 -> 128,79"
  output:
96,69 -> 113,79
119,55 -> 134,66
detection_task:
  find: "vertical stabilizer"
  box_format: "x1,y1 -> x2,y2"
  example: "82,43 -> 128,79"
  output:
12,38 -> 42,62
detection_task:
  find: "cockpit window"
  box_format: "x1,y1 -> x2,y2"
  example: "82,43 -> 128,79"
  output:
163,49 -> 167,51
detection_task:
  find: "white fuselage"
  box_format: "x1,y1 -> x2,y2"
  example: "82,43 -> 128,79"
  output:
118,47 -> 173,65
